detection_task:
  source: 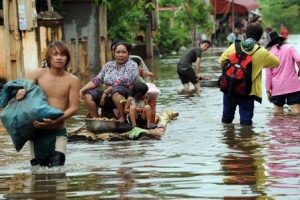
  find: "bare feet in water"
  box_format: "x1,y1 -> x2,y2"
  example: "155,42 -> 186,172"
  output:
118,116 -> 126,123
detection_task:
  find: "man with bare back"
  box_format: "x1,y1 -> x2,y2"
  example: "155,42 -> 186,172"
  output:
16,41 -> 80,167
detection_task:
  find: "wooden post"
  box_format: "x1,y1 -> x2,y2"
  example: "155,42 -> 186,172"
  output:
47,0 -> 52,11
232,0 -> 235,31
99,4 -> 107,37
22,31 -> 39,79
145,0 -> 158,58
99,3 -> 107,68
82,36 -> 89,84
106,37 -> 112,61
79,36 -> 89,86
70,38 -> 78,76
100,36 -> 106,69
4,0 -> 23,79
145,14 -> 153,58
2,0 -> 10,79
79,37 -> 85,86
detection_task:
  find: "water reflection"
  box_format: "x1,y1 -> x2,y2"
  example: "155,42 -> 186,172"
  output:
1,172 -> 67,199
266,115 -> 300,197
220,125 -> 266,199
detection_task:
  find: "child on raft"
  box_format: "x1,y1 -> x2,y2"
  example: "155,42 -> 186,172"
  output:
124,81 -> 157,129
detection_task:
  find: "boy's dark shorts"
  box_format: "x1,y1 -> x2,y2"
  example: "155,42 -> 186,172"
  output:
271,91 -> 300,106
176,64 -> 198,84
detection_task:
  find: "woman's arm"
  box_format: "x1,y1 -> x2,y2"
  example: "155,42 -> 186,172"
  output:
79,81 -> 97,101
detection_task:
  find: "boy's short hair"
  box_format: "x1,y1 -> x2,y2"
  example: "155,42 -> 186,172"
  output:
131,57 -> 142,66
199,40 -> 211,47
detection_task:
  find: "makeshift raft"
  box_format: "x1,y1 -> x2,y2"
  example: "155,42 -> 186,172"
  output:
67,109 -> 179,142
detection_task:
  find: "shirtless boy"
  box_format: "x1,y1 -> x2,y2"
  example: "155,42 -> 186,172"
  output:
17,41 -> 80,167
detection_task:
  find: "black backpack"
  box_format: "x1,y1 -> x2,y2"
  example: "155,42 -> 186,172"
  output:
218,42 -> 260,97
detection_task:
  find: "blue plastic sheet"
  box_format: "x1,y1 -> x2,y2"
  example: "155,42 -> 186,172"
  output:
0,79 -> 64,152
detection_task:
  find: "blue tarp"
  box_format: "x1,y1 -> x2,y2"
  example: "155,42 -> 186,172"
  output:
0,79 -> 64,152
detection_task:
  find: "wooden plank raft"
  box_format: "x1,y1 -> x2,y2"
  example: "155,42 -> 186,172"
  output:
67,110 -> 179,142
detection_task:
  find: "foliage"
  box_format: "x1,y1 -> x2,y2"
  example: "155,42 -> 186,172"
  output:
178,0 -> 214,39
36,0 -> 148,43
105,1 -> 148,43
0,1 -> 63,14
154,0 -> 214,55
94,0 -> 110,8
36,0 -> 64,14
1,0 -> 215,56
154,10 -> 190,55
260,0 -> 300,33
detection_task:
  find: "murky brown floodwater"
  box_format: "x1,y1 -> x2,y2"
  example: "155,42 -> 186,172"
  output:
0,36 -> 299,199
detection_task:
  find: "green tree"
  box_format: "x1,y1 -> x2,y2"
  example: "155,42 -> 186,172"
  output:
36,0 -> 64,14
154,0 -> 214,55
154,9 -> 190,55
260,0 -> 300,33
103,1 -> 149,43
0,1 -> 63,13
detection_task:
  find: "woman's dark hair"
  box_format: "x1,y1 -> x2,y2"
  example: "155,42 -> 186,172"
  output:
275,39 -> 285,50
131,81 -> 148,101
113,42 -> 132,53
245,22 -> 263,42
111,38 -> 124,50
45,41 -> 70,71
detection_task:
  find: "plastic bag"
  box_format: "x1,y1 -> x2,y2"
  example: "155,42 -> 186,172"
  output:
146,83 -> 161,100
146,83 -> 161,123
0,79 -> 64,152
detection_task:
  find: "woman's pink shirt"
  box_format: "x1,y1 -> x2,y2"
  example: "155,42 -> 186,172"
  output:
265,44 -> 300,95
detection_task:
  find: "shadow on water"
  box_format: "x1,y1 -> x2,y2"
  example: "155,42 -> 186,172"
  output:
0,40 -> 300,199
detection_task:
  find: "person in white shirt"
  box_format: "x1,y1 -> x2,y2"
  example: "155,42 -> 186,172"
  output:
226,28 -> 244,46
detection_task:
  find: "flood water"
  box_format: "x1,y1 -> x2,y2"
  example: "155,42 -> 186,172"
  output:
0,36 -> 299,199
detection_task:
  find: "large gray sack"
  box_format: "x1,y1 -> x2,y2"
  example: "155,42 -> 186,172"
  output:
0,79 -> 64,152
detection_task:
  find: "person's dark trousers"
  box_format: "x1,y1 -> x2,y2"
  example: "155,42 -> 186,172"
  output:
222,94 -> 254,125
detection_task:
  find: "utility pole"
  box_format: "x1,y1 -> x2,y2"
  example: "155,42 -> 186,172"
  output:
3,0 -> 23,79
3,0 -> 38,80
145,0 -> 158,58
232,0 -> 235,31
47,0 -> 52,11
98,3 -> 107,68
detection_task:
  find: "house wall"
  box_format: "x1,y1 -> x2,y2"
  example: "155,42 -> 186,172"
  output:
37,24 -> 64,65
0,5 -> 65,80
62,1 -> 100,78
0,25 -> 6,77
